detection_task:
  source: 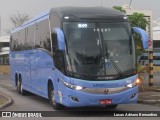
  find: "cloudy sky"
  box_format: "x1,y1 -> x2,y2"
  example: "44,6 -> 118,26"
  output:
0,0 -> 160,35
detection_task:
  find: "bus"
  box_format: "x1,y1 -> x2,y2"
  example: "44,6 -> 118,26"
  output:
138,52 -> 160,66
10,7 -> 148,109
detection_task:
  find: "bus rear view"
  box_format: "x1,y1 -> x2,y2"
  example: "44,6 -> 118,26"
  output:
10,7 -> 148,110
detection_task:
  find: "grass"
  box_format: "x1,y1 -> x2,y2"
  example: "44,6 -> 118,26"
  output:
0,100 -> 5,105
0,65 -> 10,74
0,94 -> 9,106
154,66 -> 160,73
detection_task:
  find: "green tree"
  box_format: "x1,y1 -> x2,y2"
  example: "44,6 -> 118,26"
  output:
113,6 -> 148,56
113,6 -> 126,13
128,13 -> 148,56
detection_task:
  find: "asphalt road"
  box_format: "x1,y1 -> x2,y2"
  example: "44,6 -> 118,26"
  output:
0,74 -> 160,119
142,72 -> 160,86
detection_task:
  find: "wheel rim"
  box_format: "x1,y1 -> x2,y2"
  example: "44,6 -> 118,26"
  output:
17,78 -> 22,93
50,86 -> 56,106
20,83 -> 23,92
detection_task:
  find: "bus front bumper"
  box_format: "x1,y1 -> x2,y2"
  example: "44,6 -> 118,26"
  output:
56,86 -> 138,107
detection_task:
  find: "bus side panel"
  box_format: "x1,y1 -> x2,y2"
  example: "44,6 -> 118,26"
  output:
10,51 -> 17,86
29,49 -> 55,99
10,49 -> 56,99
10,51 -> 26,86
22,50 -> 36,93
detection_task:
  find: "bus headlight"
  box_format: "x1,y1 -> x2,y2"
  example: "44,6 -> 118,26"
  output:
126,81 -> 137,88
63,81 -> 84,90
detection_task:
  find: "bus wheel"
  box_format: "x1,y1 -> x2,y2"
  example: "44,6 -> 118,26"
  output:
105,104 -> 118,109
48,83 -> 63,110
17,76 -> 26,95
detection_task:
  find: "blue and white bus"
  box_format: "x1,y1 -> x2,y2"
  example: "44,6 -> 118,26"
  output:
10,7 -> 148,109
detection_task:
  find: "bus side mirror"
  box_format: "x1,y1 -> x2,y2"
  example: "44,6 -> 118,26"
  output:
132,27 -> 149,49
53,28 -> 65,50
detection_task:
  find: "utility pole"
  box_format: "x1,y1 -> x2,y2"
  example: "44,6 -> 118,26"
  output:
0,16 -> 1,37
101,0 -> 103,8
0,17 -> 1,52
129,0 -> 133,9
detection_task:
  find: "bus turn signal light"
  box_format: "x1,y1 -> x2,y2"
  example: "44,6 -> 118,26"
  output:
136,78 -> 140,84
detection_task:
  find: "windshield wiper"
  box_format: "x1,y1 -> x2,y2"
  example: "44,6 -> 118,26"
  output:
107,56 -> 124,78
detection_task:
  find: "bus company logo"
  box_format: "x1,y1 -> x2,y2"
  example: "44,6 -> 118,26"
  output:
104,89 -> 109,94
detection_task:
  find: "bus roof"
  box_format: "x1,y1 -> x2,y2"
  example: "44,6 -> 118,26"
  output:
50,7 -> 125,18
11,9 -> 51,33
11,7 -> 126,33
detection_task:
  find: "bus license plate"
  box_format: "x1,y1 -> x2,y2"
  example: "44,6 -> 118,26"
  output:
99,99 -> 112,105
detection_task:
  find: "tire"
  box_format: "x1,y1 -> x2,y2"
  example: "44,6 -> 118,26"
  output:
48,83 -> 63,110
105,104 -> 118,109
17,76 -> 26,95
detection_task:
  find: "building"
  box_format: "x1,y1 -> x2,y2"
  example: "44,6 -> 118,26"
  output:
0,36 -> 10,74
153,26 -> 160,49
0,36 -> 10,65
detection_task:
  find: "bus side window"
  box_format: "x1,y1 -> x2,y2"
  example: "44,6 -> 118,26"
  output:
52,31 -> 66,74
52,32 -> 58,55
13,32 -> 19,51
35,23 -> 41,48
26,25 -> 35,50
41,20 -> 51,52
19,29 -> 26,50
10,35 -> 13,51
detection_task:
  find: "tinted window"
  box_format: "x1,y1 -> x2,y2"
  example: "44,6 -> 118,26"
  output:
41,20 -> 51,51
63,22 -> 103,75
4,57 -> 9,65
26,25 -> 35,50
12,32 -> 18,51
35,23 -> 42,48
1,42 -> 9,47
140,56 -> 148,60
11,34 -> 15,51
63,22 -> 136,80
52,32 -> 58,53
0,58 -> 3,65
153,41 -> 160,48
19,29 -> 26,50
154,56 -> 160,60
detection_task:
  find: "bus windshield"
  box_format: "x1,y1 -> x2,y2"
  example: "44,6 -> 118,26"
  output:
63,22 -> 136,80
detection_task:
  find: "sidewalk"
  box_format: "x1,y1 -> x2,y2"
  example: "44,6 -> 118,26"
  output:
0,92 -> 12,110
138,86 -> 160,106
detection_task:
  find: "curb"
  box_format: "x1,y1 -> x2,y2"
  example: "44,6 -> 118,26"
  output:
138,99 -> 160,104
0,94 -> 12,110
155,89 -> 160,92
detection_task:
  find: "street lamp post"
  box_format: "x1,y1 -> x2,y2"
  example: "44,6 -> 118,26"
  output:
0,16 -> 1,37
129,0 -> 133,9
101,0 -> 103,7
